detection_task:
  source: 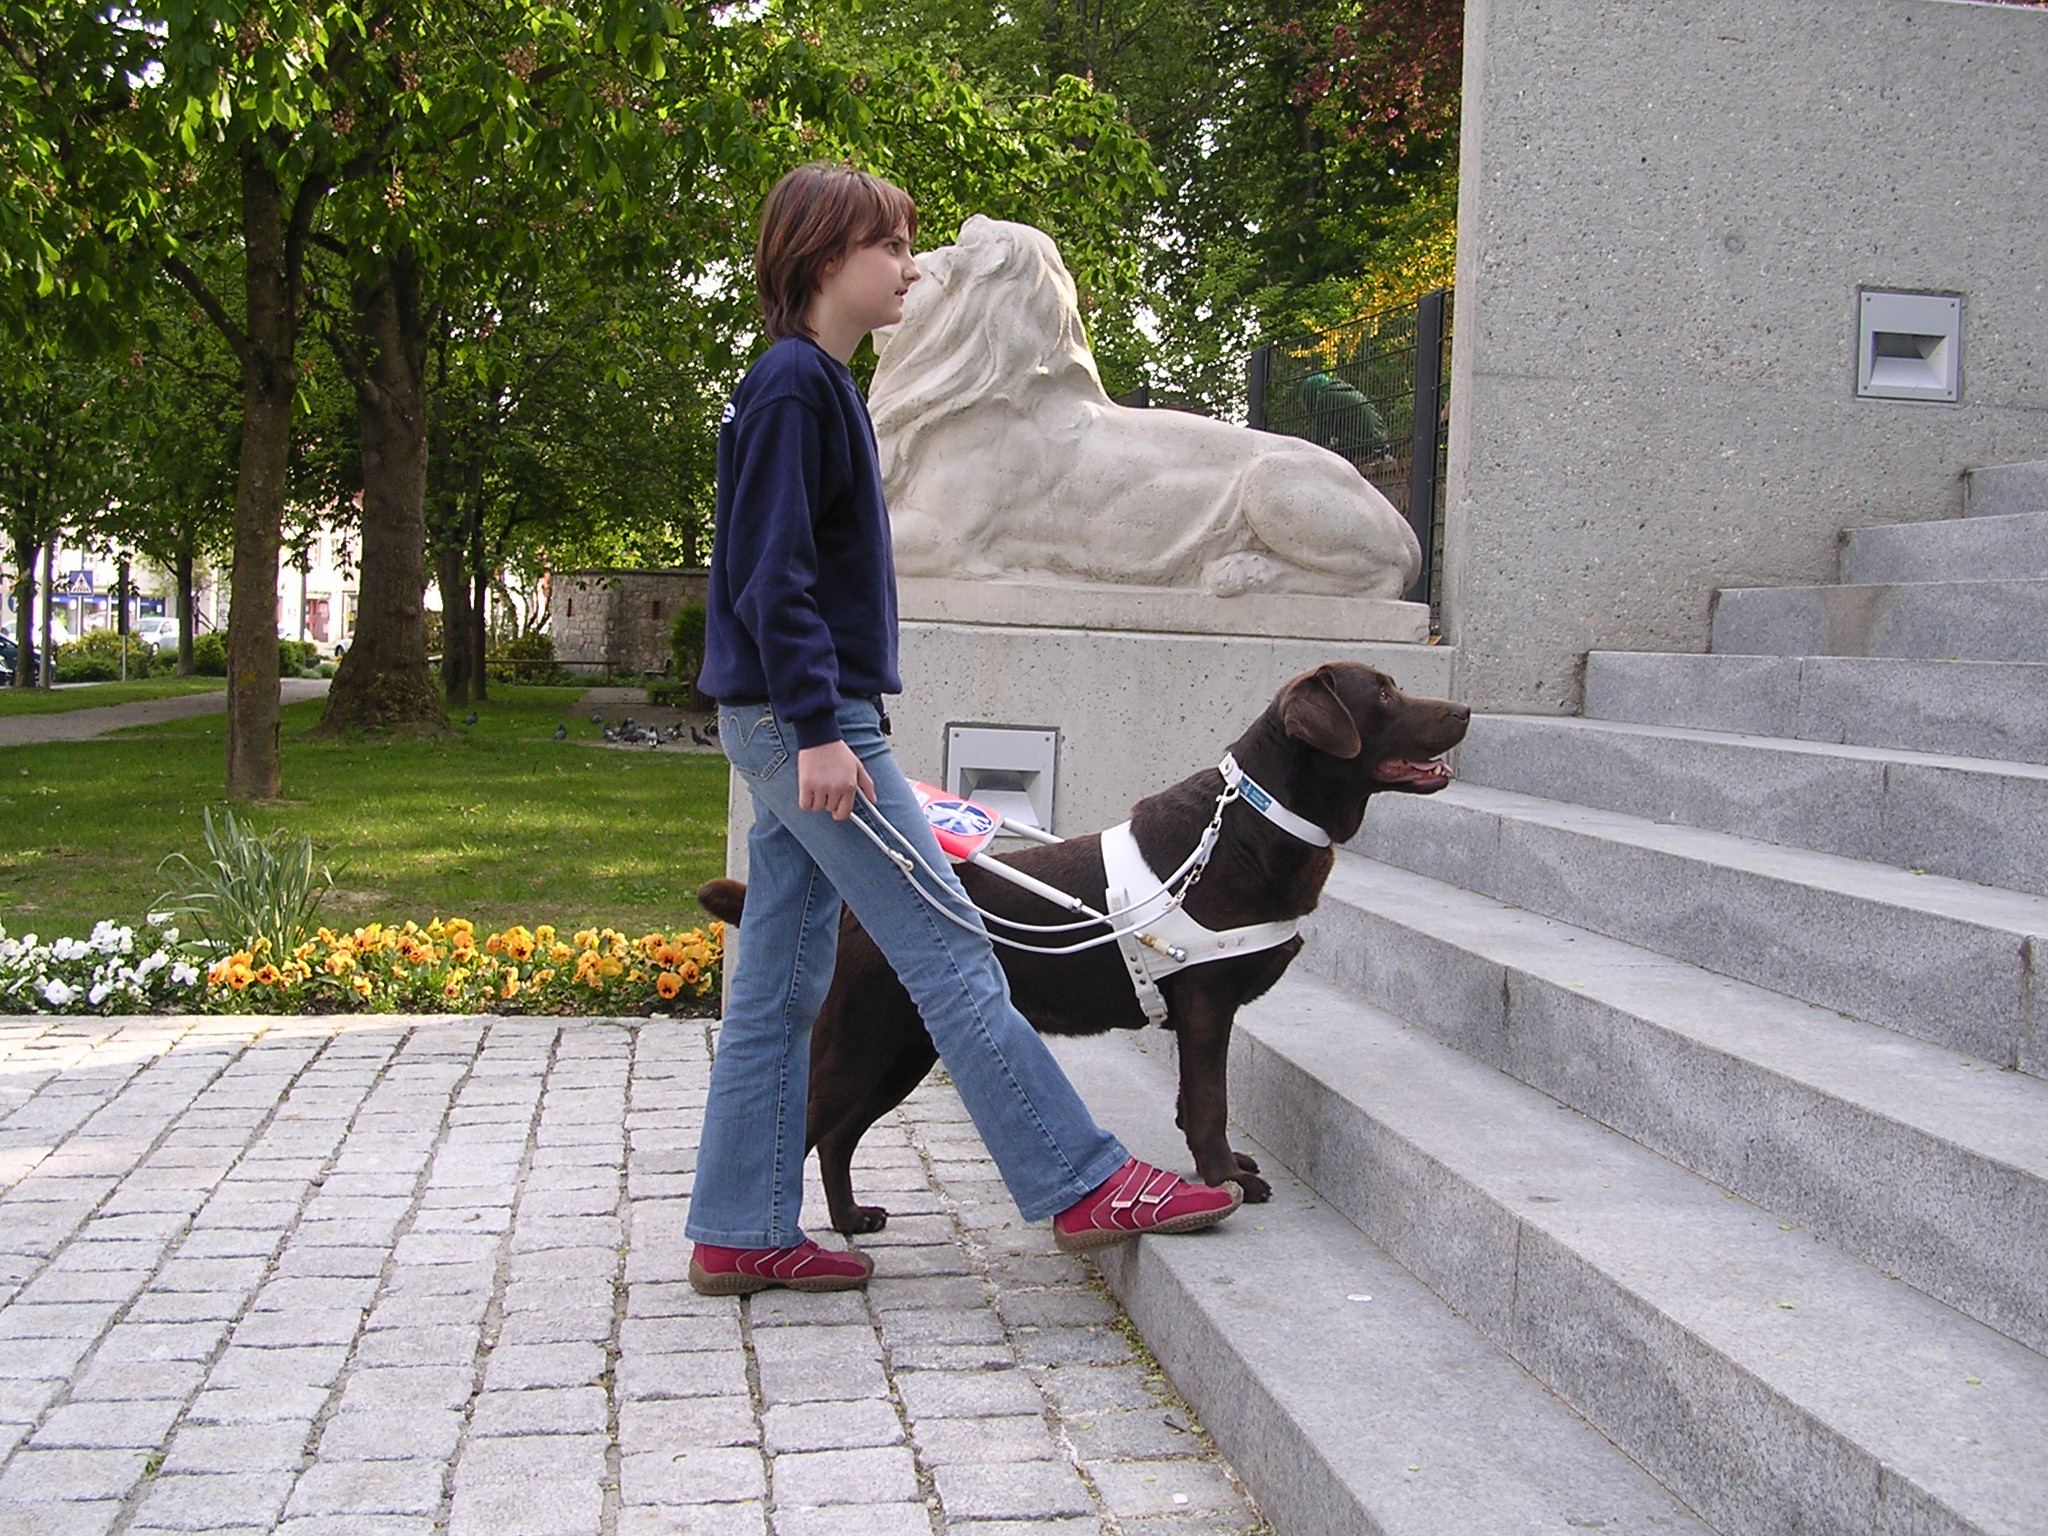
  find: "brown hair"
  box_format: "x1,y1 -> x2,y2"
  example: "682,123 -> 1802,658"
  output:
755,162 -> 918,343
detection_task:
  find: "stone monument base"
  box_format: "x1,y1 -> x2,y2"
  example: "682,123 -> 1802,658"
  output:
725,622 -> 1455,886
897,577 -> 1431,644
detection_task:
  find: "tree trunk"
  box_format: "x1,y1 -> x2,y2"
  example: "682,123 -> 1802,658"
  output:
225,147 -> 293,799
10,533 -> 33,689
174,537 -> 196,676
318,249 -> 443,734
435,538 -> 472,706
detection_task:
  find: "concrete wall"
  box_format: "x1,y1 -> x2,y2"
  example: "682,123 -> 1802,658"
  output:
1445,0 -> 2048,712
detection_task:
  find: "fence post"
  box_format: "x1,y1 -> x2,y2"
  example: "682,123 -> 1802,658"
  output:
1246,344 -> 1272,431
1405,288 -> 1448,606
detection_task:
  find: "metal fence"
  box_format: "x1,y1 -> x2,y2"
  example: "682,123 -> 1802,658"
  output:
1246,288 -> 1452,613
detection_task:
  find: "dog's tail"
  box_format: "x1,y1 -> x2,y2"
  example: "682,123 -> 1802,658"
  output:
697,878 -> 746,925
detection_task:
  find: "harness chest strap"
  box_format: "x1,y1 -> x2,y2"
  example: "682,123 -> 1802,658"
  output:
1099,821 -> 1301,1024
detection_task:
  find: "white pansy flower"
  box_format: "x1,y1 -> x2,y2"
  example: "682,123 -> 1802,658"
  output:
41,979 -> 77,1008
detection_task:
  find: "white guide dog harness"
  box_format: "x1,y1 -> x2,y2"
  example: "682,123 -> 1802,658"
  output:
1101,754 -> 1329,1024
854,753 -> 1332,1025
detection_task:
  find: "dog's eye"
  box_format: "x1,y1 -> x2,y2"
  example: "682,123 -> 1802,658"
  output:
1378,688 -> 1390,704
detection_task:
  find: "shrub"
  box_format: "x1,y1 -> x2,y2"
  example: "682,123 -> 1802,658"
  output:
280,638 -> 320,675
54,630 -> 152,682
665,601 -> 713,708
191,632 -> 228,675
154,808 -> 340,958
489,631 -> 561,684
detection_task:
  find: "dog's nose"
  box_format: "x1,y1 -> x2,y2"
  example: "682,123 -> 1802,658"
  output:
1451,703 -> 1471,722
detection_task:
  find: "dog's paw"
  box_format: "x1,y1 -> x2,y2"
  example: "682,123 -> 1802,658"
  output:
833,1205 -> 890,1235
1231,1150 -> 1261,1177
1236,1172 -> 1273,1204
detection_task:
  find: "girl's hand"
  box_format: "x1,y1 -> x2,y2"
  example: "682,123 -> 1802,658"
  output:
797,741 -> 876,821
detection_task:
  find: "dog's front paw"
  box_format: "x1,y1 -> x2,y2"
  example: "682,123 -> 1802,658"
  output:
833,1205 -> 890,1235
1231,1150 -> 1261,1177
1235,1172 -> 1272,1204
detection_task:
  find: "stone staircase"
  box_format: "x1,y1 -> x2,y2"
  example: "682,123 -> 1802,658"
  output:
1081,458 -> 2048,1536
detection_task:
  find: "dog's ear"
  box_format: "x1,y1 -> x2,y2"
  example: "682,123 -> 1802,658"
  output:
1278,666 -> 1363,759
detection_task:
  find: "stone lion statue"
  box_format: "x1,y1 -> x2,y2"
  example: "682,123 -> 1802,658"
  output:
869,216 -> 1422,599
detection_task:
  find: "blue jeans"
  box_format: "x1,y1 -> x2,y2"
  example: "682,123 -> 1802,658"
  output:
686,698 -> 1129,1247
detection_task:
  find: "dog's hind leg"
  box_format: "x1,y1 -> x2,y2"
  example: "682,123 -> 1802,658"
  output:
812,1034 -> 941,1234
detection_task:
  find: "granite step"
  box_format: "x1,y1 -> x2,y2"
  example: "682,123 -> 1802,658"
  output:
1046,1032 -> 1715,1536
1299,850 -> 2048,1354
1966,457 -> 2048,518
1840,510 -> 2048,584
1581,651 -> 2048,765
1227,970 -> 2048,1536
1348,782 -> 2048,1075
1709,577 -> 2048,663
1452,713 -> 2048,895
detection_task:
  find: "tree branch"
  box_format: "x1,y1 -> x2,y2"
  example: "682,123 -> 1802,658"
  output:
160,254 -> 252,369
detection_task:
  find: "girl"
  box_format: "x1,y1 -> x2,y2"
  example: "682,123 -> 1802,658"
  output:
687,162 -> 1241,1295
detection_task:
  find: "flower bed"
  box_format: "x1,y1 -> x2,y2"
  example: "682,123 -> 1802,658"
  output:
0,918 -> 722,1017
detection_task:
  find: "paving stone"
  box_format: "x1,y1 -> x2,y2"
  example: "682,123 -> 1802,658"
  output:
913,1415 -> 1062,1466
773,1503 -> 933,1536
1082,1461 -> 1247,1521
1011,1325 -> 1131,1369
28,1396 -> 183,1449
894,1370 -> 1044,1421
868,1276 -> 987,1312
746,1290 -> 870,1329
620,1396 -> 760,1453
445,1479 -> 606,1536
232,1308 -> 362,1348
455,1433 -> 608,1485
876,1308 -> 1006,1347
761,1399 -> 904,1454
65,1357 -> 207,1403
1065,1410 -> 1203,1463
128,1468 -> 301,1528
997,1290 -> 1118,1330
481,1341 -> 605,1390
931,1460 -> 1094,1522
889,1343 -> 1020,1373
751,1325 -> 887,1405
615,1502 -> 770,1536
494,1306 -> 614,1347
619,1446 -> 767,1505
771,1445 -> 920,1506
312,1409 -> 463,1462
951,1521 -> 1105,1536
274,1522 -> 433,1536
160,1420 -> 314,1474
352,1326 -> 479,1369
0,1447 -> 153,1502
363,1292 -> 492,1331
619,1314 -> 742,1354
185,1385 -> 332,1425
1030,1367 -> 1161,1417
283,1458 -> 446,1517
334,1366 -> 477,1413
469,1386 -> 608,1437
0,1500 -> 126,1536
206,1344 -> 350,1388
250,1278 -> 382,1313
616,1349 -> 751,1401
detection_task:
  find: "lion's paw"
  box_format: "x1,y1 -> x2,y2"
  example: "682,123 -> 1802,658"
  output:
1202,551 -> 1289,596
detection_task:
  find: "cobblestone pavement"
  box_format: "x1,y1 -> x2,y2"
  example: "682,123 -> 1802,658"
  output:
0,1014 -> 1268,1536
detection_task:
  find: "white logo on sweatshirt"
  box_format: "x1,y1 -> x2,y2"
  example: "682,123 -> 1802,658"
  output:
721,402 -> 736,426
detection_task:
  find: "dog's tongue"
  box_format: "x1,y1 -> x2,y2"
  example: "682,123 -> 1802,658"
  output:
1375,756 -> 1454,787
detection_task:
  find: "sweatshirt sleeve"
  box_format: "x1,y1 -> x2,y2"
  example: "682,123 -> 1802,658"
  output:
721,393 -> 845,748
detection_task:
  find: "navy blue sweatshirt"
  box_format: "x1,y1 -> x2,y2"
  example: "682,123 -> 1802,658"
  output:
697,336 -> 900,749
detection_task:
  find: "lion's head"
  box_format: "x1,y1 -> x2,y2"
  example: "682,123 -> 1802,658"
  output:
869,216 -> 1109,488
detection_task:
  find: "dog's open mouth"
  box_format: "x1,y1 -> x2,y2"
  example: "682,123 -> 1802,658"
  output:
1373,756 -> 1454,789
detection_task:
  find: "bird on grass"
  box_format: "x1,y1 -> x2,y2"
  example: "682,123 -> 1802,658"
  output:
688,725 -> 716,749
463,710 -> 479,726
553,724 -> 568,741
590,712 -> 605,724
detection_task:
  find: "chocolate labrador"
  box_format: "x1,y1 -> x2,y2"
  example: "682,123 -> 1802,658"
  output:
697,662 -> 1469,1233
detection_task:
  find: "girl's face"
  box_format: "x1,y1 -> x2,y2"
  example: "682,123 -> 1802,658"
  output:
818,227 -> 920,335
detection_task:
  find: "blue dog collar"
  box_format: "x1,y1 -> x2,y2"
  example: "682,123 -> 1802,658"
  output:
1218,753 -> 1332,848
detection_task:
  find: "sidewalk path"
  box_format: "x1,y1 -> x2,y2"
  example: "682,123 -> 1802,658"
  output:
0,1013 -> 1267,1536
0,680 -> 331,748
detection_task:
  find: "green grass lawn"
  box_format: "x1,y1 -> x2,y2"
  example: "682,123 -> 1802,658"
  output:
0,685 -> 729,940
0,677 -> 228,717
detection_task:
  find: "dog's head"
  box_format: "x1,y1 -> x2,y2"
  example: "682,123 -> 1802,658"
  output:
1256,662 -> 1470,837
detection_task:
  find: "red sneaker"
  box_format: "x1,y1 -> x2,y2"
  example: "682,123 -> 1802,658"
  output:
1053,1158 -> 1243,1253
688,1239 -> 875,1296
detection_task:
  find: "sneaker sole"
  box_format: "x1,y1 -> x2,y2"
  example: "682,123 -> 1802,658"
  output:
1053,1182 -> 1244,1254
688,1258 -> 872,1296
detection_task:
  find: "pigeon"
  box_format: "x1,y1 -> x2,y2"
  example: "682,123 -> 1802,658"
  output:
553,724 -> 568,741
689,724 -> 716,748
463,711 -> 478,726
603,725 -> 619,743
590,712 -> 605,724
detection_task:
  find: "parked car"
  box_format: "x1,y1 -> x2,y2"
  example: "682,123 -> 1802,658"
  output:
0,632 -> 15,685
134,615 -> 179,653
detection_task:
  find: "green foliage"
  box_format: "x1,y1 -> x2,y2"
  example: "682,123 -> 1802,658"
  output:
669,602 -> 708,684
190,632 -> 228,676
54,630 -> 152,683
154,808 -> 340,959
280,640 -> 321,676
489,633 -> 561,684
